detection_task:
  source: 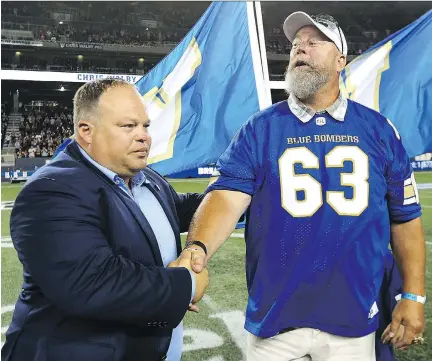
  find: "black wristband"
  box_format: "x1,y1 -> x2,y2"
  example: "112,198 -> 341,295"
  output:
184,240 -> 208,255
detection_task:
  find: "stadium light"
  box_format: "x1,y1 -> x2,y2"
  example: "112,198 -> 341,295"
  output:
15,51 -> 21,56
60,86 -> 65,91
59,21 -> 64,24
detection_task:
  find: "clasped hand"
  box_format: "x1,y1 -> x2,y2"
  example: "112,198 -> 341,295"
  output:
167,248 -> 208,312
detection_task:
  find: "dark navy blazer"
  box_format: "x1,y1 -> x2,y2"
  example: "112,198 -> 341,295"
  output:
2,141 -> 203,361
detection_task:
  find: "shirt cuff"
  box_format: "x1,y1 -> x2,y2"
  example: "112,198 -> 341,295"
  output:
189,270 -> 196,303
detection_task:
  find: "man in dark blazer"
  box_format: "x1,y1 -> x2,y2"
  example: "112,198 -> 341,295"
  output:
2,79 -> 209,361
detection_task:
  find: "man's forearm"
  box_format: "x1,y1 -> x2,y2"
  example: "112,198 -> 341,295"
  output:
187,189 -> 251,260
390,217 -> 426,295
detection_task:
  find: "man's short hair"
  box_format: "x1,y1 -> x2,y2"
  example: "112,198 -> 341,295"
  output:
73,78 -> 132,130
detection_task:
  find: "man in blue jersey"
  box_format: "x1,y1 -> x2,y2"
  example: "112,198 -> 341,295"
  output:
180,11 -> 426,361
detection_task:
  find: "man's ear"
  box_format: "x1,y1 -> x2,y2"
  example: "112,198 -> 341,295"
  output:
77,120 -> 94,144
336,54 -> 347,72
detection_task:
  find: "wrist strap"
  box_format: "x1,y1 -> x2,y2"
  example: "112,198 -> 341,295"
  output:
398,292 -> 426,304
184,240 -> 207,255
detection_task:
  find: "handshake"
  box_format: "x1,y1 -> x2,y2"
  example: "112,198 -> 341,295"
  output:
167,246 -> 209,311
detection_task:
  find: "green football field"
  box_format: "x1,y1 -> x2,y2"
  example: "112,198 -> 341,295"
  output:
1,173 -> 432,361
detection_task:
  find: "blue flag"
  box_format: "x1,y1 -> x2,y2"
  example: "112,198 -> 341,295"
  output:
135,2 -> 261,175
340,10 -> 432,157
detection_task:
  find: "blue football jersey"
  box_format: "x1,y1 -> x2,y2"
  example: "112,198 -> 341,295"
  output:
207,98 -> 421,338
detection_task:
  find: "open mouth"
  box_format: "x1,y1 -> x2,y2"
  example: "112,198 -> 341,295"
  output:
294,60 -> 310,68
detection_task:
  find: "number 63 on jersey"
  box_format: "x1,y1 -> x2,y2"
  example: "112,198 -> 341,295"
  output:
278,145 -> 369,217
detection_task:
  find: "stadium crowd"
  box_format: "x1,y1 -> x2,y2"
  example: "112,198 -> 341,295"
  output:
2,106 -> 73,158
3,1 -> 423,57
0,1 -> 377,55
1,2 -> 203,47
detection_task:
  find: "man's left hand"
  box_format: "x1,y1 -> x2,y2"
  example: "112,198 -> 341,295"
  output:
382,299 -> 424,349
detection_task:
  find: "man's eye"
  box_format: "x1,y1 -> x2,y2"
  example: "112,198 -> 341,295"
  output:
122,124 -> 135,128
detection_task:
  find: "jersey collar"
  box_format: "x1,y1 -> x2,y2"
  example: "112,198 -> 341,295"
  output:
287,92 -> 348,123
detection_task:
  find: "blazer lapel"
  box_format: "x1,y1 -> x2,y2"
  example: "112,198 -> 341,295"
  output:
65,141 -> 164,265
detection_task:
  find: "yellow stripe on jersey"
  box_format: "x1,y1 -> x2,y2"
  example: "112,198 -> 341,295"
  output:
402,174 -> 420,205
404,184 -> 415,199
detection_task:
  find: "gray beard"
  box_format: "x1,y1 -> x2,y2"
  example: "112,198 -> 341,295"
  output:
285,67 -> 330,100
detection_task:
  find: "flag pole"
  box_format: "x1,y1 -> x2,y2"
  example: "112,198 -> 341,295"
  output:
253,1 -> 272,106
246,2 -> 271,110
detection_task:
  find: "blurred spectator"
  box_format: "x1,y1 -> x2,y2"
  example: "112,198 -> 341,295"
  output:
2,108 -> 10,148
12,105 -> 74,158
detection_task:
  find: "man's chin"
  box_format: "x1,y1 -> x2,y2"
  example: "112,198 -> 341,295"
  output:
132,160 -> 148,171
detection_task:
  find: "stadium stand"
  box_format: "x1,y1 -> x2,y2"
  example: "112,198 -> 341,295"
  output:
2,2 -> 430,76
1,2 -> 206,46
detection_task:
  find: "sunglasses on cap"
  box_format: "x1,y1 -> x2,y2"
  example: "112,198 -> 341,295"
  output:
312,14 -> 344,55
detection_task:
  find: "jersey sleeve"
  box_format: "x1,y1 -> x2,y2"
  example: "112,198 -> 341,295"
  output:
384,118 -> 422,222
206,117 -> 259,196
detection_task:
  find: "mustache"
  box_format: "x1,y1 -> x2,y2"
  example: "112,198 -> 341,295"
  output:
288,59 -> 315,71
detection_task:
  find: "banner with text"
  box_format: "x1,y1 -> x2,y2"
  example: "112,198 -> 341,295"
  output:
0,70 -> 143,84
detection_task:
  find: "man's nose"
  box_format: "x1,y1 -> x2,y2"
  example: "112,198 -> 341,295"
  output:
296,43 -> 307,54
135,126 -> 150,142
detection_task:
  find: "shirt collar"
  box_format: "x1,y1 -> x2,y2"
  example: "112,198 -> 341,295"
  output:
287,92 -> 348,123
77,144 -> 148,187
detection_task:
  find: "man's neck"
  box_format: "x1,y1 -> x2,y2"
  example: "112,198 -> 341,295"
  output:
123,177 -> 132,189
300,80 -> 340,112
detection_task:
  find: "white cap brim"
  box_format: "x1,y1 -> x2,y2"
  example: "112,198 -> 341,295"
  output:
283,11 -> 348,56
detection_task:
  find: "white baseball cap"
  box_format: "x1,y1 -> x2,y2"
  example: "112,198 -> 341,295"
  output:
283,12 -> 348,56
